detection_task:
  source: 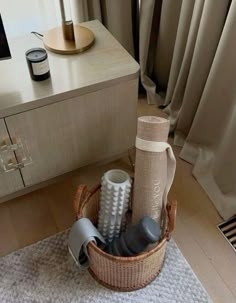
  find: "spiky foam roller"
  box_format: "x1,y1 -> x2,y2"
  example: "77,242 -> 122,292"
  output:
98,170 -> 132,243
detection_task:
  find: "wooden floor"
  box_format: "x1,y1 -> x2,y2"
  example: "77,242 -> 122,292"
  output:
0,98 -> 235,303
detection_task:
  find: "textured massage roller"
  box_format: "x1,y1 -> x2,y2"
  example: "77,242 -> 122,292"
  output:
132,116 -> 176,234
98,169 -> 132,242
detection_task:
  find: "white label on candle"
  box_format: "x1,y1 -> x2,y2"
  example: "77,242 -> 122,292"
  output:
32,59 -> 49,76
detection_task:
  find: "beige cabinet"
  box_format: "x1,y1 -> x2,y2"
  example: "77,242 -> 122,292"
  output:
5,80 -> 138,187
0,20 -> 139,200
0,119 -> 24,197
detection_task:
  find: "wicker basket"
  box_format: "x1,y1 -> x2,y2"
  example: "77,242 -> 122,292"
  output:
73,184 -> 177,292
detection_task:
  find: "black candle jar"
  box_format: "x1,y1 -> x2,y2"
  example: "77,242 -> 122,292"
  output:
25,48 -> 50,81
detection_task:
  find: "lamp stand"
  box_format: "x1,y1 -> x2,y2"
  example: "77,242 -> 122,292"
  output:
43,0 -> 94,55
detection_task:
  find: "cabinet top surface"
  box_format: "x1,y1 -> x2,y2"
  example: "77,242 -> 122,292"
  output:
0,20 -> 139,118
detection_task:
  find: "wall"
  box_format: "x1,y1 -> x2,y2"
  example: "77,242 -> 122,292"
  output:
0,0 -> 61,38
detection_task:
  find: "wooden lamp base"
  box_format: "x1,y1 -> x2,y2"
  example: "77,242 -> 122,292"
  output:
43,25 -> 95,55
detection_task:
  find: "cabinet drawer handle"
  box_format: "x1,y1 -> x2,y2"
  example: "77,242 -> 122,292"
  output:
1,154 -> 32,173
2,157 -> 30,172
0,138 -> 32,172
0,139 -> 23,152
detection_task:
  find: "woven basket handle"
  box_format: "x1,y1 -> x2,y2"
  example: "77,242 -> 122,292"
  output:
166,200 -> 177,240
73,184 -> 88,219
74,184 -> 101,219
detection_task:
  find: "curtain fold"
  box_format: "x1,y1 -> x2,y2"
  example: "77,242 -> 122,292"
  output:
140,0 -> 236,219
165,0 -> 230,134
181,0 -> 236,219
139,0 -> 182,104
70,0 -> 137,56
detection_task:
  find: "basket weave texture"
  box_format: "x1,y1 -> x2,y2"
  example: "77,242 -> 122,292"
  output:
74,184 -> 177,291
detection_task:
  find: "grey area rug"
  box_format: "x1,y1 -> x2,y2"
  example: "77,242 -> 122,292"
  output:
0,230 -> 212,303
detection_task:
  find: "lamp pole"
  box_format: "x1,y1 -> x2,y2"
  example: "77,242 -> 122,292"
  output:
59,0 -> 75,41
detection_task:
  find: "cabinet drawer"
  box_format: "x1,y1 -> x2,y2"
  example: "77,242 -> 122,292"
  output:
5,80 -> 138,187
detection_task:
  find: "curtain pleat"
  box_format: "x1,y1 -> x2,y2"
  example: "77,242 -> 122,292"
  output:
164,0 -> 205,131
180,0 -> 236,219
139,0 -> 160,104
153,0 -> 183,91
70,0 -> 136,55
139,0 -> 182,105
140,0 -> 236,219
164,0 -> 195,107
165,0 -> 230,135
71,0 -> 102,23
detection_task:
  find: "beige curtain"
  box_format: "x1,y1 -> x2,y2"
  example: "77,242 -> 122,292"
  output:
70,0 -> 138,56
140,0 -> 236,219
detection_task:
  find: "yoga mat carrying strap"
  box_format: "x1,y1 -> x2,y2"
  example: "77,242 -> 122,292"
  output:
135,138 -> 176,210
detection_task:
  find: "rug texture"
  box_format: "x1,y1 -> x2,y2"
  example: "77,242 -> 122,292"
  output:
0,230 -> 212,303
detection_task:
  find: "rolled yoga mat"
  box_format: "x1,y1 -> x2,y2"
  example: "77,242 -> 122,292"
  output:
132,116 -> 176,232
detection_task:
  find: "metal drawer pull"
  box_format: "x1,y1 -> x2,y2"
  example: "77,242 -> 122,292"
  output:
3,157 -> 31,172
0,139 -> 23,152
0,138 -> 32,172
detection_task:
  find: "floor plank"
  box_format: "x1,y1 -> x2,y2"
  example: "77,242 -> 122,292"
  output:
181,208 -> 236,298
0,203 -> 19,256
173,218 -> 236,303
7,191 -> 58,248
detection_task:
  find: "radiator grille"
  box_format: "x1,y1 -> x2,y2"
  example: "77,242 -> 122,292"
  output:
217,216 -> 236,252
